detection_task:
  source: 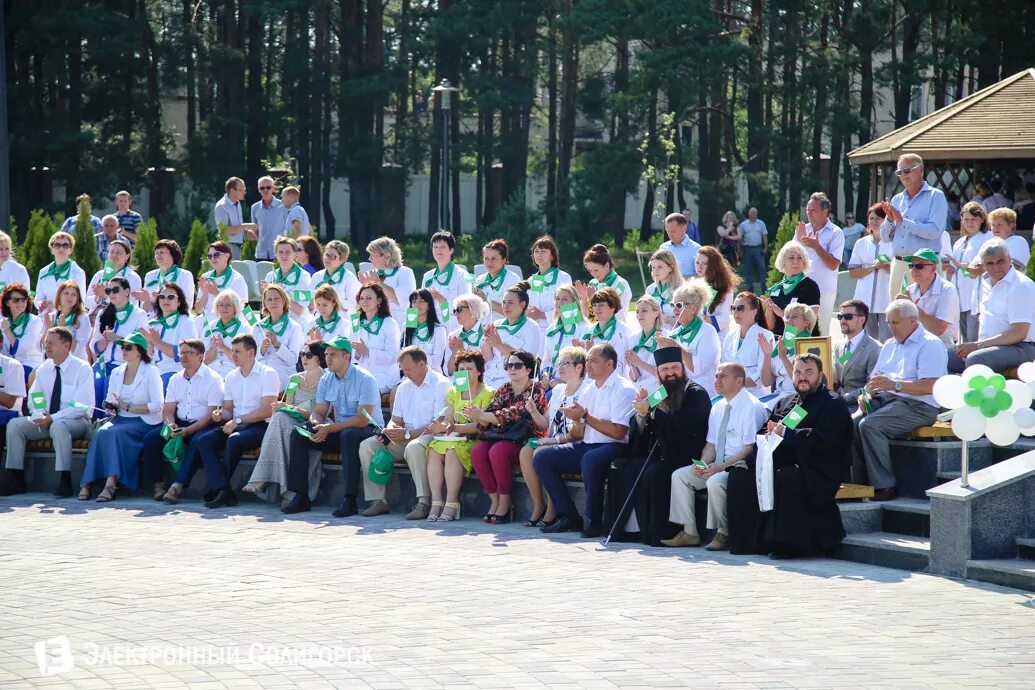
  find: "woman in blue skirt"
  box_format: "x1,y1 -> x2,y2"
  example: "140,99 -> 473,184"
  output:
88,276 -> 149,417
78,331 -> 165,502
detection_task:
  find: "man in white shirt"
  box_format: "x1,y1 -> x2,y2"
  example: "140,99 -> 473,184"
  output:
535,343 -> 637,538
214,176 -> 259,260
1,327 -> 93,498
358,346 -> 450,519
195,334 -> 279,508
251,175 -> 287,261
898,248 -> 960,349
141,339 -> 224,502
797,192 -> 844,336
950,239 -> 1035,373
737,208 -> 769,294
663,362 -> 767,550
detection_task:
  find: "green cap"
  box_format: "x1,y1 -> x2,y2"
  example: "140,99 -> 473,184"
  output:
902,248 -> 940,265
116,331 -> 149,351
325,335 -> 353,353
367,446 -> 395,485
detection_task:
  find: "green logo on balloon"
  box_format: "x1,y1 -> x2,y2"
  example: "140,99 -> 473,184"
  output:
962,373 -> 1012,418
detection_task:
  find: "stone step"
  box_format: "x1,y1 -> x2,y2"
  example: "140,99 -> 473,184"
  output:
834,531 -> 931,572
1017,538 -> 1035,560
880,498 -> 931,538
837,502 -> 882,535
965,559 -> 1035,593
889,439 -> 994,499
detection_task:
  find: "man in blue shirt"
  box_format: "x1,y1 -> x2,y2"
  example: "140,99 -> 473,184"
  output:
214,177 -> 258,260
680,208 -> 701,243
660,212 -> 701,278
282,336 -> 383,515
114,190 -> 142,243
251,175 -> 287,261
59,193 -> 102,234
738,207 -> 769,294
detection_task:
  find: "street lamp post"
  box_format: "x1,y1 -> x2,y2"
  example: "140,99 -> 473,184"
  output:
432,79 -> 459,231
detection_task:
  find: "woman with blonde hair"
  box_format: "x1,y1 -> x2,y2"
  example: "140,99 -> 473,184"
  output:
307,284 -> 352,342
312,239 -> 361,313
261,236 -> 313,325
946,201 -> 992,341
759,302 -> 816,408
623,295 -> 664,394
658,278 -> 721,396
644,249 -> 683,324
541,284 -> 591,382
85,239 -> 142,311
759,240 -> 820,336
0,231 -> 31,291
201,289 -> 249,379
360,236 -> 417,327
716,210 -> 740,267
36,231 -> 87,312
446,293 -> 490,375
253,284 -> 304,390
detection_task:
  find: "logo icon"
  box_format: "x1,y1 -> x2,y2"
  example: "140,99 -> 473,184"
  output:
35,636 -> 74,677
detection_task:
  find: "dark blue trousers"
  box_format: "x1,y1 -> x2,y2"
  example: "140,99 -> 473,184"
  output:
140,418 -> 216,487
533,442 -> 625,523
287,426 -> 375,498
195,422 -> 269,491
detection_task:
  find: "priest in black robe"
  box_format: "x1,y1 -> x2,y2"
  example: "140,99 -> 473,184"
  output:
727,352 -> 852,558
606,346 -> 711,546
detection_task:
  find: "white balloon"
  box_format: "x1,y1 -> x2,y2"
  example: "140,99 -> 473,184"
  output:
962,364 -> 995,385
1019,361 -> 1035,384
1006,380 -> 1033,412
985,413 -> 1020,447
932,375 -> 966,409
951,405 -> 987,442
1014,407 -> 1035,435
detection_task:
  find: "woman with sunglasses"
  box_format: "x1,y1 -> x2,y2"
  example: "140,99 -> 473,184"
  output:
575,244 -> 632,324
312,240 -> 361,314
138,239 -> 195,314
0,284 -> 44,375
658,279 -> 721,397
90,276 -> 150,411
946,201 -> 992,342
261,236 -> 314,326
352,282 -> 402,393
759,303 -> 815,408
483,282 -> 543,388
847,203 -> 894,341
541,284 -> 591,385
465,349 -> 547,523
623,296 -> 664,395
644,249 -> 683,326
201,290 -> 250,379
141,282 -> 198,390
359,236 -> 417,327
78,331 -> 164,502
195,240 -> 248,319
35,231 -> 87,313
720,292 -> 775,398
42,280 -> 90,360
425,349 -> 495,522
296,236 -> 323,275
254,284 -> 304,390
527,235 -> 572,328
308,284 -> 352,343
694,246 -> 739,338
244,340 -> 328,504
473,239 -> 518,318
0,231 -> 31,294
404,288 -> 448,374
446,294 -> 490,375
586,287 -> 631,375
759,240 -> 820,337
85,239 -> 141,311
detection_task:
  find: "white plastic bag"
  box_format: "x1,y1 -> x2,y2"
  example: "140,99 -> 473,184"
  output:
755,432 -> 783,512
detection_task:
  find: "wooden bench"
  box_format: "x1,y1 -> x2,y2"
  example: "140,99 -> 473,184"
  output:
907,421 -> 955,440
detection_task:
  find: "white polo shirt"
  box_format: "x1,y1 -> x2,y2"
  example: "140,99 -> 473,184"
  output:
978,267 -> 1035,343
392,370 -> 450,429
906,277 -> 959,348
580,369 -> 637,444
706,388 -> 768,462
224,361 -> 281,418
0,352 -> 26,412
802,220 -> 845,294
166,363 -> 225,422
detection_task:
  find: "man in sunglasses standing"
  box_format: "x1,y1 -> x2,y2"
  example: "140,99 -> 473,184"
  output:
880,153 -> 948,302
251,176 -> 287,262
832,300 -> 880,414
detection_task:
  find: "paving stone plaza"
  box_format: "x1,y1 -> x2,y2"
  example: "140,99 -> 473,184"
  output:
1,495 -> 1033,689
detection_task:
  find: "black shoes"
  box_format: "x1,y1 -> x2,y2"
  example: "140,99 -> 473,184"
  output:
540,514 -> 584,534
332,495 -> 358,518
54,471 -> 73,498
204,488 -> 238,509
580,521 -> 605,539
281,493 -> 311,514
0,469 -> 26,496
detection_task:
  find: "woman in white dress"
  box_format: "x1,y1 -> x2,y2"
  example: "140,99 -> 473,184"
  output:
421,230 -> 470,322
527,235 -> 572,329
0,284 -> 44,375
403,288 -> 448,374
945,201 -> 991,343
307,284 -> 352,343
194,240 -> 249,319
359,236 -> 416,328
352,282 -> 402,393
90,276 -> 150,410
483,281 -> 543,388
261,236 -> 313,326
446,293 -> 490,376
312,239 -> 361,315
694,245 -> 739,338
201,289 -> 251,379
659,279 -> 721,397
759,303 -> 815,409
720,292 -> 775,399
42,280 -> 91,361
140,282 -> 198,390
541,284 -> 591,384
623,295 -> 664,395
575,243 -> 632,323
85,239 -> 142,311
848,204 -> 896,341
0,231 -> 31,291
473,238 -> 519,319
586,287 -> 632,375
35,231 -> 88,313
253,284 -> 304,391
137,239 -> 195,313
643,249 -> 683,326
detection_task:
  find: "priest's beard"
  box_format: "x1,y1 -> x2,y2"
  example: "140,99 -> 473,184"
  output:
793,379 -> 821,396
663,376 -> 688,411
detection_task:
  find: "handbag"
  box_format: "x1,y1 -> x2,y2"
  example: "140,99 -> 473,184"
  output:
479,416 -> 535,444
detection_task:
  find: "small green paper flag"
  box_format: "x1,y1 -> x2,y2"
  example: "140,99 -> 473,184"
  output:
783,404 -> 808,430
439,301 -> 451,323
69,401 -> 91,412
783,324 -> 799,347
526,438 -> 540,448
294,426 -> 316,440
293,290 -> 312,303
285,375 -> 301,395
836,349 -> 853,366
243,305 -> 258,326
876,254 -> 892,264
616,281 -> 625,295
405,308 -> 419,328
453,370 -> 470,392
361,408 -> 375,424
160,423 -> 173,440
102,260 -> 117,280
960,268 -> 973,278
560,303 -> 579,326
647,384 -> 668,407
530,275 -> 545,293
30,391 -> 46,411
901,275 -> 909,292
692,458 -> 708,470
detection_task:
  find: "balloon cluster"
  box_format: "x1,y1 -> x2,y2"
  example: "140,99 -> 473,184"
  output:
933,364 -> 1035,446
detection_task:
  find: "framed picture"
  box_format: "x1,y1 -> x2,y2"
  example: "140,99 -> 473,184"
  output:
793,336 -> 834,383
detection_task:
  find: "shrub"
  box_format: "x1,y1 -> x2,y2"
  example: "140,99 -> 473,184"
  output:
71,199 -> 101,278
134,218 -> 159,277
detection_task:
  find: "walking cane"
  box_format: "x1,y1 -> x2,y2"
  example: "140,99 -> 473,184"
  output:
603,436 -> 661,547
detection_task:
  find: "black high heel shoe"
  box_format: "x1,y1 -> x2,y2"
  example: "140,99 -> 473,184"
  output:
523,510 -> 546,527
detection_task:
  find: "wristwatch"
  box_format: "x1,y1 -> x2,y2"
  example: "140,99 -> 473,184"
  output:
894,382 -> 902,392
233,417 -> 242,425
404,429 -> 411,440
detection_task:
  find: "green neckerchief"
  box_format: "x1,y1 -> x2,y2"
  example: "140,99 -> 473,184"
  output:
459,324 -> 484,347
671,317 -> 704,344
589,269 -> 619,290
147,264 -> 180,288
315,312 -> 341,334
495,313 -> 528,336
211,317 -> 242,338
767,272 -> 806,297
591,316 -> 618,341
649,282 -> 671,306
477,270 -> 506,292
150,312 -> 182,331
632,326 -> 659,354
8,311 -> 30,339
377,267 -> 399,280
360,315 -> 386,335
274,262 -> 303,287
412,321 -> 433,342
106,263 -> 129,280
260,313 -> 290,337
425,262 -> 455,288
206,265 -> 235,289
320,266 -> 347,286
545,319 -> 580,338
114,303 -> 136,325
42,260 -> 72,281
537,266 -> 561,287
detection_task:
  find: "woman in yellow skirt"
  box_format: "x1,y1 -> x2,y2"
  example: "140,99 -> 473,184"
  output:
426,349 -> 495,522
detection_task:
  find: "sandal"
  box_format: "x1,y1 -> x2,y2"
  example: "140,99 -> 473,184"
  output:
96,482 -> 117,503
242,481 -> 268,494
438,501 -> 461,522
523,510 -> 546,527
162,484 -> 182,504
489,512 -> 511,524
77,485 -> 91,501
426,500 -> 445,522
153,483 -> 167,501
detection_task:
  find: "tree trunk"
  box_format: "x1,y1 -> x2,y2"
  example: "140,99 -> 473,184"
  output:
546,8 -> 558,232
557,1 -> 578,228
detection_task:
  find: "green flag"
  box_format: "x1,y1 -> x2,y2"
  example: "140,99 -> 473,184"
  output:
285,374 -> 301,395
453,370 -> 470,392
160,422 -> 173,440
102,260 -> 117,280
901,274 -> 909,292
783,404 -> 808,430
30,391 -> 46,412
560,303 -> 579,326
351,312 -> 362,331
782,324 -> 799,347
405,308 -> 419,328
836,349 -> 852,366
361,408 -> 376,426
647,384 -> 668,407
293,289 -> 312,303
294,426 -> 316,441
692,458 -> 708,470
960,268 -> 973,278
876,254 -> 892,264
69,401 -> 92,412
242,305 -> 258,326
439,301 -> 451,323
530,275 -> 545,293
526,438 -> 540,448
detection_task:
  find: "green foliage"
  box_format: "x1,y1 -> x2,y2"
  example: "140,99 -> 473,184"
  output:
19,210 -> 55,284
477,192 -> 545,276
134,219 -> 159,277
767,212 -> 799,286
242,238 -> 257,261
1026,240 -> 1035,283
183,220 -> 212,278
71,200 -> 102,279
639,112 -> 681,224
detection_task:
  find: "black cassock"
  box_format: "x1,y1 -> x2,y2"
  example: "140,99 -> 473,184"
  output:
727,383 -> 852,556
606,382 -> 711,545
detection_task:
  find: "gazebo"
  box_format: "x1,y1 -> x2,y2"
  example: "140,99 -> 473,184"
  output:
848,68 -> 1035,203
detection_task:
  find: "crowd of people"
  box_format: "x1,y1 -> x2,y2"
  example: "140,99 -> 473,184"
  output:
0,152 -> 1032,558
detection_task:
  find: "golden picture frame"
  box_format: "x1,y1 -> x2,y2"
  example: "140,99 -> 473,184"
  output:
792,336 -> 834,383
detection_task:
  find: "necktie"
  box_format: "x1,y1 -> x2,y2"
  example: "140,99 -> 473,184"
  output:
846,342 -> 852,355
714,403 -> 732,462
49,365 -> 61,414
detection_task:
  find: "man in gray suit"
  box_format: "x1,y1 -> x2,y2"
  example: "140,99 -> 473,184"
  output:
833,299 -> 880,413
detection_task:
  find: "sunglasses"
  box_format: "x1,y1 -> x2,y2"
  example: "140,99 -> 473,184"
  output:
259,186 -> 273,191
207,252 -> 226,259
908,263 -> 933,270
895,165 -> 921,177
7,296 -> 27,304
301,351 -> 316,359
104,287 -> 123,295
672,302 -> 687,311
836,313 -> 858,321
731,305 -> 749,313
120,343 -> 137,352
158,294 -> 178,301
504,362 -> 527,371
452,306 -> 468,314
51,242 -> 71,249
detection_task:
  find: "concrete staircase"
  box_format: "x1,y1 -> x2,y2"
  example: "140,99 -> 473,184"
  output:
966,537 -> 1035,592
